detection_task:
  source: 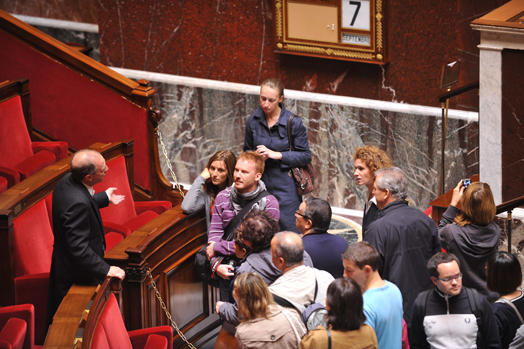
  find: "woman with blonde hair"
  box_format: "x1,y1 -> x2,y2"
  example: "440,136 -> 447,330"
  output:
353,146 -> 393,236
438,180 -> 501,302
181,150 -> 236,230
234,272 -> 306,349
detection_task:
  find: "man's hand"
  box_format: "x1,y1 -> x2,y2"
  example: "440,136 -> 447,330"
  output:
450,180 -> 465,207
206,241 -> 216,260
106,187 -> 125,205
215,264 -> 234,279
107,266 -> 125,280
215,301 -> 225,314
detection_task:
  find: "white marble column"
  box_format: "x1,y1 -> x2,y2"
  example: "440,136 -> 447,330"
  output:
472,26 -> 524,204
478,44 -> 503,204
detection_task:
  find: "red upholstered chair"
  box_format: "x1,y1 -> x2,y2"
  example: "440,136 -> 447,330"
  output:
0,303 -> 35,349
0,176 -> 7,194
12,200 -> 53,346
0,88 -> 68,187
91,294 -> 172,349
93,156 -> 171,241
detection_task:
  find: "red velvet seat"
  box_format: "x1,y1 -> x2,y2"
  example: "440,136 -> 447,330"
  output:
0,304 -> 35,349
91,294 -> 172,349
0,81 -> 68,188
93,156 -> 171,239
0,176 -> 7,194
12,200 -> 53,346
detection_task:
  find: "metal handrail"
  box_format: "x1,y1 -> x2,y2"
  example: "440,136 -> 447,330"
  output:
495,195 -> 524,253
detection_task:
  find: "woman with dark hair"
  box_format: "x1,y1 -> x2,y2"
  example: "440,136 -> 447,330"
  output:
300,278 -> 378,349
353,146 -> 393,236
438,180 -> 501,302
243,78 -> 311,233
181,150 -> 236,230
234,272 -> 306,349
487,251 -> 524,349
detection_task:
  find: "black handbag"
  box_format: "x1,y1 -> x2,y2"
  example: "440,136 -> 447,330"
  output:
287,114 -> 315,195
194,190 -> 270,286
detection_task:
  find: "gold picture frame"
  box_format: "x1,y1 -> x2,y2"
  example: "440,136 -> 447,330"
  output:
274,0 -> 388,64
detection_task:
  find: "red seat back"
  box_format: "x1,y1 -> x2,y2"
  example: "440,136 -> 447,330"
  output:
0,96 -> 33,168
12,200 -> 53,277
91,294 -> 133,349
94,156 -> 136,225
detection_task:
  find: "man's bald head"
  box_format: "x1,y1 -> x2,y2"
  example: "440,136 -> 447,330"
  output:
71,150 -> 106,185
271,231 -> 304,269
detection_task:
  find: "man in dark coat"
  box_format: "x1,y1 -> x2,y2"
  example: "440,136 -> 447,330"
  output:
46,150 -> 126,330
297,197 -> 348,278
363,167 -> 440,328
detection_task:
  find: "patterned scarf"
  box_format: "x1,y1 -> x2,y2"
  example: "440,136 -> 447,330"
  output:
229,180 -> 268,212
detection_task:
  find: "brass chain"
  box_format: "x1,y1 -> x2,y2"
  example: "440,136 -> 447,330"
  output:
146,267 -> 197,349
155,128 -> 185,198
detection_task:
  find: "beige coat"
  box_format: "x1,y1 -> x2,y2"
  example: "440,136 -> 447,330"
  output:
235,304 -> 306,349
300,324 -> 378,349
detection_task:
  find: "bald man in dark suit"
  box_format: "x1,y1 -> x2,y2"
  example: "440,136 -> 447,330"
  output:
46,150 -> 126,330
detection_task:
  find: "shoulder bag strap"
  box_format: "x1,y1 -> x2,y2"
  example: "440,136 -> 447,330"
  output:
327,328 -> 332,349
223,190 -> 271,241
287,114 -> 295,151
499,297 -> 524,324
280,307 -> 304,344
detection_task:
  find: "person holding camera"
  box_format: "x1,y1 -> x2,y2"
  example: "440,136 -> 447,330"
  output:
438,180 -> 501,303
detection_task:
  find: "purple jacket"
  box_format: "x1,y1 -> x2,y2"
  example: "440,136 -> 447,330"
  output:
208,186 -> 280,256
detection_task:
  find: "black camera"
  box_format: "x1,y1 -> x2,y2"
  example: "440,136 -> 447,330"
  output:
463,178 -> 471,189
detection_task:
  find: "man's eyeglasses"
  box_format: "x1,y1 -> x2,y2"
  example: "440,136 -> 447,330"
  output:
437,273 -> 463,283
295,210 -> 311,221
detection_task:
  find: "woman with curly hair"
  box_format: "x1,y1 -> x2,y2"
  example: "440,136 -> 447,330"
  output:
234,273 -> 306,349
181,150 -> 236,230
353,146 -> 393,236
300,278 -> 378,348
438,180 -> 501,302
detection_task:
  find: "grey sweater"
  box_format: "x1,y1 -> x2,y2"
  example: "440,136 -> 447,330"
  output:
438,205 -> 500,302
180,175 -> 212,231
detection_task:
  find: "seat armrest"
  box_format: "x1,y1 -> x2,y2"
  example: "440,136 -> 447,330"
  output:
13,151 -> 55,180
103,221 -> 132,238
134,201 -> 172,216
0,166 -> 20,187
32,142 -> 68,162
0,304 -> 34,349
128,326 -> 173,349
0,317 -> 27,349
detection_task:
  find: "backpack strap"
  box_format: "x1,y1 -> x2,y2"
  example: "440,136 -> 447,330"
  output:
498,297 -> 524,324
465,288 -> 485,349
272,293 -> 300,311
327,328 -> 332,349
414,289 -> 431,328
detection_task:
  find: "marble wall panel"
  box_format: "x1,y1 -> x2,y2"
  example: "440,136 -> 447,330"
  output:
151,82 -> 478,212
502,49 -> 524,202
33,25 -> 100,61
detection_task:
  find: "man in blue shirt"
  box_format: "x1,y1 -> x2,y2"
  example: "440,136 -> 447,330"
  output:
297,197 -> 348,278
342,241 -> 403,349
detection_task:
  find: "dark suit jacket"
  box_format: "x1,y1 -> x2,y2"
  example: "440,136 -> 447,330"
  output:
46,173 -> 110,327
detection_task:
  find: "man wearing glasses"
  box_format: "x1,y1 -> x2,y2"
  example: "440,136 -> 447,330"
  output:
296,197 -> 348,278
410,252 -> 500,348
